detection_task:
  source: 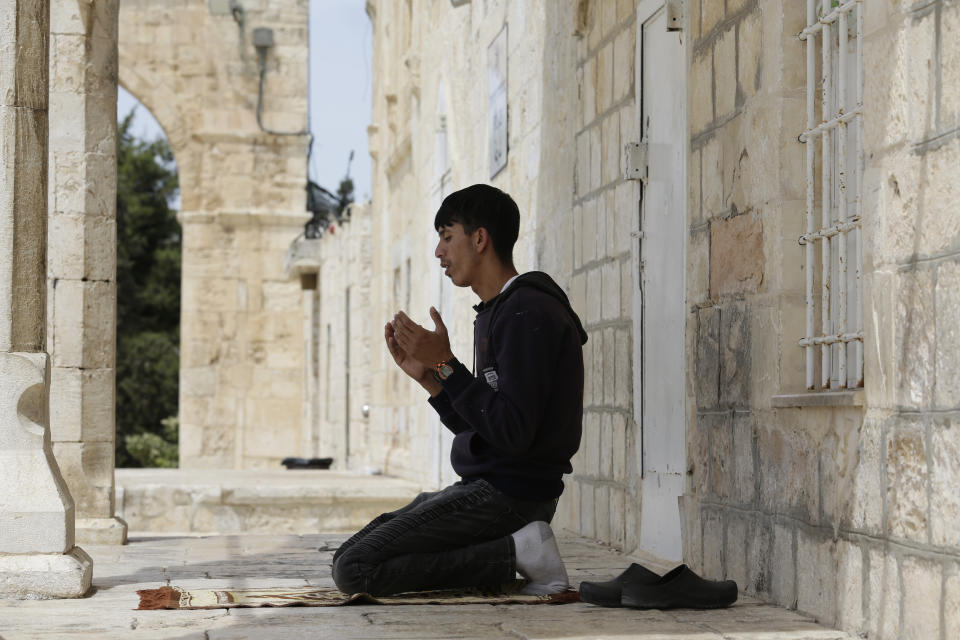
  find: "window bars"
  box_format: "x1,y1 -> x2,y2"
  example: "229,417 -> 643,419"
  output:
799,0 -> 864,390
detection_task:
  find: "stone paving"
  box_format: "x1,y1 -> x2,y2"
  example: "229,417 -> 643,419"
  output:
0,532 -> 854,640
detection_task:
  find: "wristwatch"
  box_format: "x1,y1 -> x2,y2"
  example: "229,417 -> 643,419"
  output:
435,359 -> 455,381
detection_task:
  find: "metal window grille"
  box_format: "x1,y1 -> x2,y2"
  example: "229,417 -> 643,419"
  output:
799,0 -> 864,390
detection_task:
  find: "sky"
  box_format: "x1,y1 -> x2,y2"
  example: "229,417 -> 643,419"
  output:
117,0 -> 373,201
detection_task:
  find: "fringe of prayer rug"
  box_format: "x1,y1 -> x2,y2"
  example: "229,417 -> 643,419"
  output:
137,582 -> 580,610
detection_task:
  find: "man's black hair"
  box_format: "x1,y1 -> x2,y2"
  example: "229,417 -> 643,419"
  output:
434,184 -> 520,266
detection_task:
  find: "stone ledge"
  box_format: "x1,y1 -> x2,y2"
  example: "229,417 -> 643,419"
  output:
771,390 -> 865,408
115,469 -> 421,535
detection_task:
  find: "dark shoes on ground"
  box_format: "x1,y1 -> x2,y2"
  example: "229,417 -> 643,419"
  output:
579,563 -> 738,610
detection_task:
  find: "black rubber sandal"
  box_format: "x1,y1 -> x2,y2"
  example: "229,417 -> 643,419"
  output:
578,563 -> 660,607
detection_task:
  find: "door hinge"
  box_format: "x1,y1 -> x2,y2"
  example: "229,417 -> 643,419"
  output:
624,142 -> 648,182
666,0 -> 683,31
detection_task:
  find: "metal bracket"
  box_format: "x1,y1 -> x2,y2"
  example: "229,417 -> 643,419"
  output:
666,0 -> 683,31
624,142 -> 648,182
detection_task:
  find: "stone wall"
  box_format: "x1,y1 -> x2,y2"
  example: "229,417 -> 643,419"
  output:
117,0 -> 311,469
554,0 -> 641,551
308,3 -> 958,636
286,204 -> 374,471
681,1 -> 960,638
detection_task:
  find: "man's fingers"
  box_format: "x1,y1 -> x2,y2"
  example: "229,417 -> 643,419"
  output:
429,306 -> 447,336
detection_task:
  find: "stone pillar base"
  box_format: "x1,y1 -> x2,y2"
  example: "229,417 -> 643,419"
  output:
76,517 -> 128,545
0,547 -> 93,599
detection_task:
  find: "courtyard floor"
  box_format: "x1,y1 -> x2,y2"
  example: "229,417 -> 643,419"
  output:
0,532 -> 854,639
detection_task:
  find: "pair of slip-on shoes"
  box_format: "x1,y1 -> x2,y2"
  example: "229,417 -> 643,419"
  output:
579,563 -> 738,609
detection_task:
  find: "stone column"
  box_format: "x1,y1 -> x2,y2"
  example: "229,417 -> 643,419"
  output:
0,0 -> 93,598
46,0 -> 126,545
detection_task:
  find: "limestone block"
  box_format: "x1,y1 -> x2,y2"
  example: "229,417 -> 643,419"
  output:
846,415 -> 883,534
710,213 -> 763,299
695,306 -> 720,409
835,540 -> 863,632
732,411 -> 754,505
906,11 -> 937,143
724,513 -> 747,588
688,147 -> 703,225
689,0 -> 701,40
708,412 -> 732,500
701,0 -> 724,36
714,28 -> 736,121
744,517 -> 770,596
78,367 -> 113,443
863,27 -> 908,149
602,115 -> 620,187
770,523 -> 795,606
609,486 -> 625,548
868,548 -> 901,640
51,279 -> 114,369
0,106 -> 47,353
935,260 -> 960,407
594,484 -> 610,543
900,555 -> 941,640
691,51 -> 713,133
930,416 -> 960,547
612,25 -> 634,104
601,259 -> 620,321
0,546 -> 92,599
596,191 -> 608,259
885,416 -> 928,543
719,300 -> 750,408
758,425 -> 819,521
50,366 -> 83,442
611,413 -> 626,481
946,567 -> 960,640
599,414 -> 612,478
589,126 -> 602,192
701,136 -> 722,216
603,327 -> 616,404
796,530 -> 836,622
943,5 -> 960,128
595,43 -> 613,115
701,508 -> 723,579
896,268 -> 934,408
580,482 -> 595,538
592,328 -> 603,405
614,329 -> 629,407
690,414 -> 711,497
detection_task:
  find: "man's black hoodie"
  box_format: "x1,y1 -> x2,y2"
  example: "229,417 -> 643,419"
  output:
427,271 -> 588,500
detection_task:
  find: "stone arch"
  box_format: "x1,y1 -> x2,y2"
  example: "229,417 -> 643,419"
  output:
113,0 -> 312,470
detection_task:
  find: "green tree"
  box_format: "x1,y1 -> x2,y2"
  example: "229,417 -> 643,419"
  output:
115,109 -> 181,468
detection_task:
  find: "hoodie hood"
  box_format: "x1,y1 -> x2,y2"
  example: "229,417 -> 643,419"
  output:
476,271 -> 588,345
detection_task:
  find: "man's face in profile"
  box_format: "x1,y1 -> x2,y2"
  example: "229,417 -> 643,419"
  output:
435,222 -> 476,288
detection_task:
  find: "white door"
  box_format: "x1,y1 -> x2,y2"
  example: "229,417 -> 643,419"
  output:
633,0 -> 686,562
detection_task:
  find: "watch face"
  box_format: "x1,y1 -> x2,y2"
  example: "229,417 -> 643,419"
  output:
438,363 -> 454,380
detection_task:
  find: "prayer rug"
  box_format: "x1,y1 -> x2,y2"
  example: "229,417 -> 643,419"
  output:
136,582 -> 580,610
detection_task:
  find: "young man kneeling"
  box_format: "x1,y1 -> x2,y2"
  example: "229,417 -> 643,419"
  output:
332,184 -> 587,597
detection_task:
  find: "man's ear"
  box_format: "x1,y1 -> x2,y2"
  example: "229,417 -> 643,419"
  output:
473,227 -> 490,254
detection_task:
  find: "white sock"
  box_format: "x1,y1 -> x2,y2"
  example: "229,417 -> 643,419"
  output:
511,521 -> 568,595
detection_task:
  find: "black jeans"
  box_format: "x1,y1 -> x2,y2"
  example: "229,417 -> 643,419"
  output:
331,479 -> 558,596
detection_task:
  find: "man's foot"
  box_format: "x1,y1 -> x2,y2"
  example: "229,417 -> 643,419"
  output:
511,521 -> 568,595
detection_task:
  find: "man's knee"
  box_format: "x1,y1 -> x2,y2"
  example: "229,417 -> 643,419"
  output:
331,550 -> 364,594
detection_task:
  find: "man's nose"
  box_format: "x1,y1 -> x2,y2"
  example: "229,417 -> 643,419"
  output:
434,242 -> 443,259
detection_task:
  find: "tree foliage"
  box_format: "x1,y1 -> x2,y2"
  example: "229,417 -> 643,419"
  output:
115,110 -> 181,468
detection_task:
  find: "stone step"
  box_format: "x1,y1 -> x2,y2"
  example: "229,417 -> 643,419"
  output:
115,469 -> 421,535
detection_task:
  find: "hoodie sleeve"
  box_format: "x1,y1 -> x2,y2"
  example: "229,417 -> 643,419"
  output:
438,304 -> 562,456
427,390 -> 471,435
